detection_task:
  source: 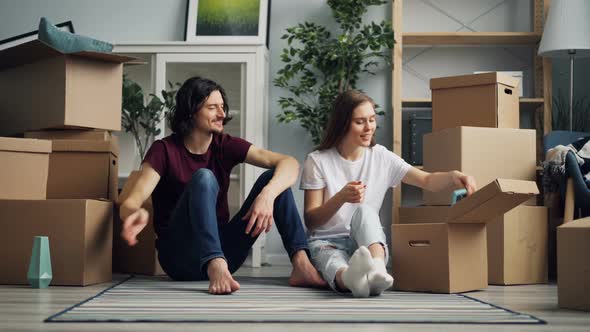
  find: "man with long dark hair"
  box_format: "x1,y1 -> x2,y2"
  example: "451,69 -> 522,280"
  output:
119,76 -> 326,294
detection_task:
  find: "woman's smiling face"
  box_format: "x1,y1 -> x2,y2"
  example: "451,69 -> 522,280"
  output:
343,101 -> 377,147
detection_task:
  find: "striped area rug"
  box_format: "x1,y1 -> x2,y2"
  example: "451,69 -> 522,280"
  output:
46,276 -> 544,324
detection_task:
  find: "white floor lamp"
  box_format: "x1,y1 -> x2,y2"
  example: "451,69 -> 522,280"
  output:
538,0 -> 590,131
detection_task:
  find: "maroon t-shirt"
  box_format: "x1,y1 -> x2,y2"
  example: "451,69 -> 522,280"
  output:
143,133 -> 252,235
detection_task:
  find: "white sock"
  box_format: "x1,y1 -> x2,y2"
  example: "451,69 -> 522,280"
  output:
341,246 -> 373,298
367,257 -> 394,296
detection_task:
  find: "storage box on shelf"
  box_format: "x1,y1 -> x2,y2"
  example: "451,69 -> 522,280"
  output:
431,72 -> 520,132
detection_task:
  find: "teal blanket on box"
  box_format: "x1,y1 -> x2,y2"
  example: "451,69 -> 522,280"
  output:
38,17 -> 113,53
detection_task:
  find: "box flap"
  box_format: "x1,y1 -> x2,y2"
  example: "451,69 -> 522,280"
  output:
51,139 -> 119,156
0,137 -> 51,153
448,179 -> 539,223
400,179 -> 538,224
559,217 -> 590,229
430,72 -> 520,90
0,39 -> 136,71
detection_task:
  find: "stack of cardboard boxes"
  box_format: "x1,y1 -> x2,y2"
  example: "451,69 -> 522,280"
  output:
0,39 -> 133,286
392,72 -> 549,293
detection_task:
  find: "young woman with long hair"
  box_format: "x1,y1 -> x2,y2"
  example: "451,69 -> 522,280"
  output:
300,90 -> 476,297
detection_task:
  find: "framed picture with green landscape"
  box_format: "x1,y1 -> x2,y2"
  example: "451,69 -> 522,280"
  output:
184,0 -> 269,45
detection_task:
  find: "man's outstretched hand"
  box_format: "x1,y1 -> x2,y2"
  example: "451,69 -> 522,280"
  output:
121,208 -> 149,246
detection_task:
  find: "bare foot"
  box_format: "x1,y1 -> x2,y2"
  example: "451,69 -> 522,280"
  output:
288,250 -> 328,288
207,258 -> 240,295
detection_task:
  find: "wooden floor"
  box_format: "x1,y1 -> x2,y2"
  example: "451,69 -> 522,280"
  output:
1,265 -> 589,332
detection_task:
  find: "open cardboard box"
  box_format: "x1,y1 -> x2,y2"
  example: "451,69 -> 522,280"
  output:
0,39 -> 136,136
431,72 -> 520,132
0,137 -> 51,199
0,199 -> 113,286
393,179 -> 538,293
558,217 -> 590,311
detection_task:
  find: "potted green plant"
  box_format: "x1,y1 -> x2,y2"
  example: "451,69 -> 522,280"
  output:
121,76 -> 180,163
274,0 -> 394,145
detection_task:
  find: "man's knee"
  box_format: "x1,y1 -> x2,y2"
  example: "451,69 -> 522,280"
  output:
190,168 -> 219,191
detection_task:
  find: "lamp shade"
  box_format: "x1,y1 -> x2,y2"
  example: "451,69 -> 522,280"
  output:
538,0 -> 590,58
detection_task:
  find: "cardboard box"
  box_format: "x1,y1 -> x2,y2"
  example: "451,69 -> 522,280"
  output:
487,205 -> 548,285
0,137 -> 51,199
113,170 -> 165,275
431,72 -> 520,132
0,40 -> 135,136
0,199 -> 113,286
474,71 -> 523,97
393,179 -> 538,293
393,222 -> 488,294
557,217 -> 590,311
25,129 -> 112,141
423,126 -> 536,205
46,138 -> 119,200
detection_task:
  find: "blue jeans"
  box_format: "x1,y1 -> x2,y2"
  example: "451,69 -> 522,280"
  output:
156,168 -> 308,281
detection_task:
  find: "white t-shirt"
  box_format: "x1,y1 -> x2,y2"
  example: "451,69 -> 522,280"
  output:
300,144 -> 412,239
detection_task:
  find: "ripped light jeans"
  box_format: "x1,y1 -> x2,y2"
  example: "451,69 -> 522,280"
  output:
308,205 -> 389,291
